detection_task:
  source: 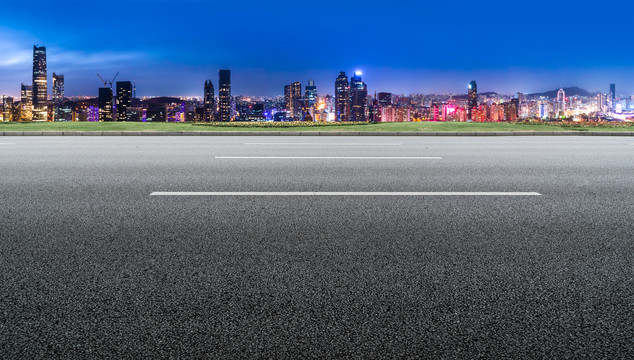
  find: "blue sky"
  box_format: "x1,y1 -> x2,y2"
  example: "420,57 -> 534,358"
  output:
1,0 -> 632,97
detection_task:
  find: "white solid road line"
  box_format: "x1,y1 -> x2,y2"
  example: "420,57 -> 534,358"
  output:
151,192 -> 542,196
215,156 -> 441,160
0,143 -> 16,145
244,142 -> 402,146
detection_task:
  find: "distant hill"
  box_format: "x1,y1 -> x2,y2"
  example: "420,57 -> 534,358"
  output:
452,91 -> 499,100
528,87 -> 597,98
142,97 -> 183,104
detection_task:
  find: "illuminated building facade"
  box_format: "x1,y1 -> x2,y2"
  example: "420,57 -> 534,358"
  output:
52,73 -> 64,121
116,81 -> 132,121
381,106 -> 411,122
556,88 -> 566,116
218,70 -> 231,121
504,99 -> 519,121
378,92 -> 392,107
349,71 -> 367,122
597,93 -> 604,112
3,96 -> 14,122
98,87 -> 113,121
335,71 -> 349,121
32,46 -> 48,121
289,81 -> 302,119
203,80 -> 215,122
609,84 -> 615,112
20,83 -> 33,121
468,80 -> 477,120
305,80 -> 317,109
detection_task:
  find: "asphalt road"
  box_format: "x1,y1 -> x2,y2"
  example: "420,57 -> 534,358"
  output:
1,136 -> 633,359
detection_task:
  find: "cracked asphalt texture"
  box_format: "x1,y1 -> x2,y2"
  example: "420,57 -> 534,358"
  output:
1,136 -> 633,358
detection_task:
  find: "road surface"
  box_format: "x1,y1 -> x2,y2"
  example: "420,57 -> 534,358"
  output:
1,136 -> 632,358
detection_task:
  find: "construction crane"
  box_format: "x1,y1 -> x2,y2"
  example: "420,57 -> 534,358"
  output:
97,72 -> 119,88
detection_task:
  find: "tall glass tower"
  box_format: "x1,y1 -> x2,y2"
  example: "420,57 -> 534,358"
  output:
218,70 -> 231,121
609,84 -> 616,112
305,80 -> 317,109
203,80 -> 215,122
32,46 -> 48,121
468,80 -> 477,120
52,73 -> 64,121
350,71 -> 367,122
335,72 -> 349,122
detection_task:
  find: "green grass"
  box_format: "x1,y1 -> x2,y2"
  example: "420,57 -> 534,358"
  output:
1,121 -> 632,132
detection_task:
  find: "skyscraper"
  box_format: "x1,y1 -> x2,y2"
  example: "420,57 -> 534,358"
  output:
20,83 -> 33,121
98,87 -> 113,121
335,72 -> 349,122
597,93 -> 604,112
116,81 -> 132,121
468,80 -> 477,120
52,73 -> 64,121
203,80 -> 215,122
2,96 -> 14,122
290,81 -> 302,119
284,84 -> 291,116
557,88 -> 566,116
609,84 -> 616,112
218,70 -> 231,121
350,71 -> 367,122
305,80 -> 317,109
378,92 -> 392,107
32,46 -> 48,121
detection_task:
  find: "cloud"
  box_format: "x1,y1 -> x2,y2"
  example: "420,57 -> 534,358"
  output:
48,48 -> 148,71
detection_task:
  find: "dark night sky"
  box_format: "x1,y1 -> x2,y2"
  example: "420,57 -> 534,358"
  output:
1,0 -> 632,97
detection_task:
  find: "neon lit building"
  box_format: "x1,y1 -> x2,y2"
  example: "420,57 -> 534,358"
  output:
468,80 -> 477,120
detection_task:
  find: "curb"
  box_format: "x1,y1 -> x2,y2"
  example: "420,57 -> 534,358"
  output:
1,131 -> 633,136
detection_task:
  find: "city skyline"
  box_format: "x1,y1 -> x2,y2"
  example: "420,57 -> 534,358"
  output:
1,0 -> 633,97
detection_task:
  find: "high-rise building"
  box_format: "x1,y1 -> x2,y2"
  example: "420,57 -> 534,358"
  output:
378,92 -> 392,107
609,84 -> 616,112
218,70 -> 231,121
203,80 -> 215,122
116,81 -> 132,121
290,82 -> 302,118
597,93 -> 604,112
368,94 -> 381,121
32,46 -> 48,121
284,84 -> 291,115
2,96 -> 14,122
335,71 -> 349,122
98,87 -> 113,121
52,73 -> 64,121
305,80 -> 317,109
504,99 -> 519,121
283,82 -> 303,119
468,80 -> 477,120
557,88 -> 566,116
350,71 -> 367,122
20,83 -> 33,121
